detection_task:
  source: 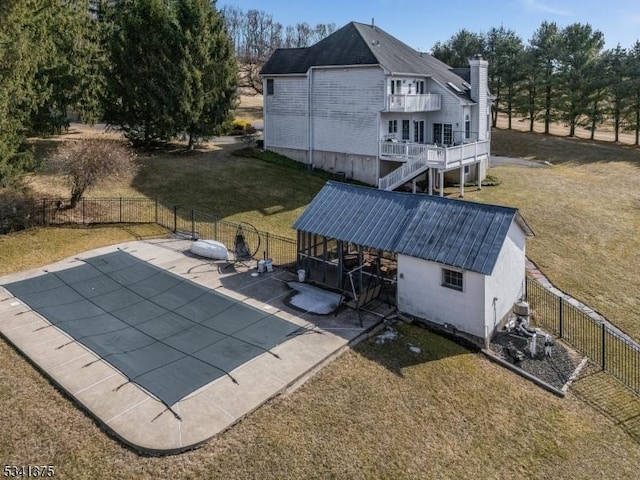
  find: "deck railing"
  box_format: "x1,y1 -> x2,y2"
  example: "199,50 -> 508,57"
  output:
378,140 -> 490,190
386,94 -> 441,112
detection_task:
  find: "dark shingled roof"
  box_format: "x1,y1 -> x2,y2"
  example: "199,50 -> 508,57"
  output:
261,22 -> 473,101
293,182 -> 531,275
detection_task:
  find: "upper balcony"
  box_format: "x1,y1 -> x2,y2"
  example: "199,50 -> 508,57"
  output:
385,94 -> 441,113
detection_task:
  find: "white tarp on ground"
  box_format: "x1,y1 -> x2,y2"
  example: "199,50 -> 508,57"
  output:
286,282 -> 342,315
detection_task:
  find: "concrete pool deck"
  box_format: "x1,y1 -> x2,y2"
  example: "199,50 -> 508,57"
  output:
0,239 -> 390,455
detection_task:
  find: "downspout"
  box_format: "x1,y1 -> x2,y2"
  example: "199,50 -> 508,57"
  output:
307,67 -> 315,170
376,111 -> 381,186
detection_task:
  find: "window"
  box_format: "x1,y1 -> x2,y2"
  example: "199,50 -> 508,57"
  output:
433,123 -> 453,145
464,165 -> 470,174
465,115 -> 471,139
266,79 -> 274,95
443,124 -> 453,145
388,120 -> 398,134
414,120 -> 425,143
390,79 -> 401,95
416,80 -> 425,94
442,268 -> 463,291
402,120 -> 410,140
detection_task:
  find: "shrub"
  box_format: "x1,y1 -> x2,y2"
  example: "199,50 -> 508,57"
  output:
47,139 -> 139,208
230,119 -> 256,136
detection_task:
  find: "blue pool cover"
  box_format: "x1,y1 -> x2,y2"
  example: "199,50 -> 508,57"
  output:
2,251 -> 301,408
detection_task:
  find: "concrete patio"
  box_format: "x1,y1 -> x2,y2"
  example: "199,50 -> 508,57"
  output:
0,238 -> 390,455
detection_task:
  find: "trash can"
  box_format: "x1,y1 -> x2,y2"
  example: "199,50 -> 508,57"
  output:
265,259 -> 273,273
297,269 -> 306,282
258,260 -> 265,273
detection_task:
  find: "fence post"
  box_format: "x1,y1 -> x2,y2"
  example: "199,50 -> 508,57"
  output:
266,232 -> 270,259
155,198 -> 158,225
82,198 -> 85,225
119,197 -> 123,223
191,209 -> 195,239
601,323 -> 606,371
42,198 -> 47,226
559,296 -> 564,338
173,205 -> 178,233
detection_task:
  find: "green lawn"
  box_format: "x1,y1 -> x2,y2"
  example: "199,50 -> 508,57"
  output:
466,129 -> 640,341
3,123 -> 640,477
27,143 -> 326,239
0,231 -> 638,479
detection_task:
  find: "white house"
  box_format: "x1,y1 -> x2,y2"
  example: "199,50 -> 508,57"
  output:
260,21 -> 492,195
293,182 -> 534,346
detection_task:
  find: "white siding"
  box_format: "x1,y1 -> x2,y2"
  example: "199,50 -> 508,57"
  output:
484,222 -> 527,336
311,67 -> 385,156
397,255 -> 486,339
470,59 -> 489,141
264,76 -> 309,150
423,79 -> 465,143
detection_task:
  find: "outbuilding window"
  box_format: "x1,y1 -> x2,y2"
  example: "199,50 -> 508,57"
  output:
266,79 -> 274,95
442,268 -> 463,291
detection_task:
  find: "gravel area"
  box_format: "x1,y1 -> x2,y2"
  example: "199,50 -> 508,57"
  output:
490,331 -> 583,390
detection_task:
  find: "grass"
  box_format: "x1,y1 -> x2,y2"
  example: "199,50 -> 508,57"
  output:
21,125 -> 640,342
1,246 -> 639,480
495,112 -> 640,147
3,99 -> 640,475
0,224 -> 167,276
465,129 -> 640,341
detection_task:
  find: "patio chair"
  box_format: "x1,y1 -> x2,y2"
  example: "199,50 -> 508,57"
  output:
224,224 -> 258,270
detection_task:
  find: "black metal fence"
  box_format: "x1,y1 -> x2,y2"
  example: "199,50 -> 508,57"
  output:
526,277 -> 640,394
0,197 -> 298,270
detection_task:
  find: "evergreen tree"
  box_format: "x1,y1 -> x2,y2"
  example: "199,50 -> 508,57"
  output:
529,22 -> 561,134
0,0 -> 50,185
431,29 -> 487,67
486,27 -> 524,128
601,46 -> 629,142
627,41 -> 640,145
104,0 -> 183,145
175,0 -> 238,149
556,23 -> 604,137
30,0 -> 108,135
104,0 -> 237,147
512,47 -> 540,132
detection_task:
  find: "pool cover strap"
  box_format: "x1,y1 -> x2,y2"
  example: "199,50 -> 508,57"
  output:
2,250 -> 301,410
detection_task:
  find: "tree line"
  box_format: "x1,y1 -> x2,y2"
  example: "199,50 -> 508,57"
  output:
3,3 -> 638,190
432,23 -> 640,144
0,0 -> 237,188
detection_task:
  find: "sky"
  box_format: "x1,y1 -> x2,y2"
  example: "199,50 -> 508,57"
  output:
219,0 -> 640,51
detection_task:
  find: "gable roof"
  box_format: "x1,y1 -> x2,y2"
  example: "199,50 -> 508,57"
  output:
260,22 -> 473,101
293,182 -> 532,275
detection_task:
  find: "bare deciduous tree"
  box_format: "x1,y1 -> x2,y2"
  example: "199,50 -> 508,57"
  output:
48,139 -> 139,208
221,6 -> 335,94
